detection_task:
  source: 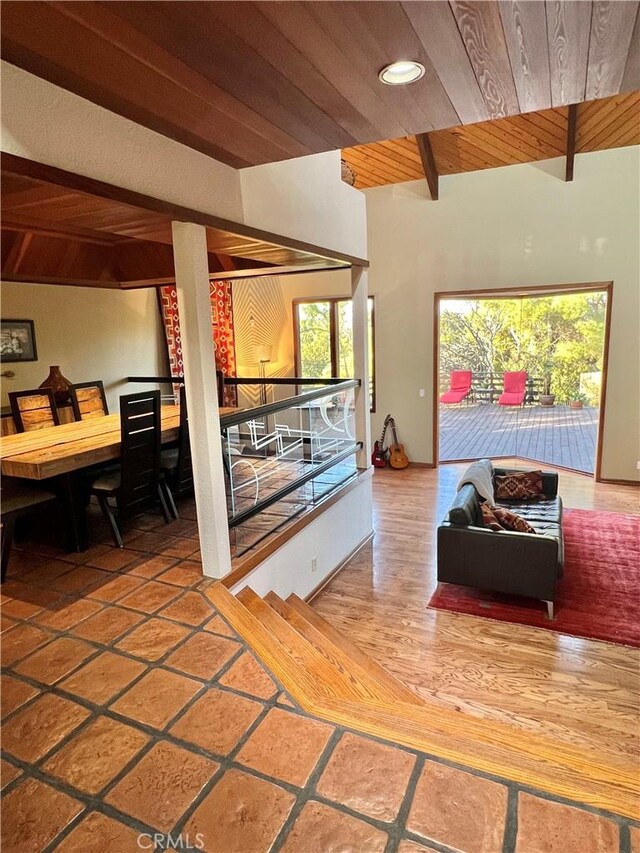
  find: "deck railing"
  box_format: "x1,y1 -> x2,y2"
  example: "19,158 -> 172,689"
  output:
439,372 -> 544,404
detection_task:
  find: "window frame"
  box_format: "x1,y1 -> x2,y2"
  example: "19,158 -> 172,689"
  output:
293,295 -> 376,413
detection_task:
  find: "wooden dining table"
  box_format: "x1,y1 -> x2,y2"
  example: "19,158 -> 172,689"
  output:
0,405 -> 238,550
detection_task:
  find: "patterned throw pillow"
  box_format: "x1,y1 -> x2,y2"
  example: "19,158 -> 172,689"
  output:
480,503 -> 504,531
494,471 -> 544,500
493,507 -> 537,534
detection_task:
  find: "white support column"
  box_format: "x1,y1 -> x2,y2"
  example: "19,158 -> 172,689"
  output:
351,266 -> 372,469
171,221 -> 231,579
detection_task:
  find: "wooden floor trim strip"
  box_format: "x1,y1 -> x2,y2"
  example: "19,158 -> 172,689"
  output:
236,586 -> 390,704
207,583 -> 639,820
310,697 -> 639,820
264,591 -> 405,707
286,593 -> 422,707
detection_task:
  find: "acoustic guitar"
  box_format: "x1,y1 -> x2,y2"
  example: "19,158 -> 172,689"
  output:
371,414 -> 391,468
387,416 -> 410,469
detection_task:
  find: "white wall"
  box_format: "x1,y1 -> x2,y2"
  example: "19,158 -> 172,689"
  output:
231,472 -> 373,600
232,269 -> 351,386
365,146 -> 640,482
240,150 -> 367,260
0,282 -> 167,410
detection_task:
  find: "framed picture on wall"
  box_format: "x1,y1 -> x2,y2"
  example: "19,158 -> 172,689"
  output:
0,319 -> 38,362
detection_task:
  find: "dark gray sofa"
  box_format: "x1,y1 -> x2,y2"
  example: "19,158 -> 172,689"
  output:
437,462 -> 564,619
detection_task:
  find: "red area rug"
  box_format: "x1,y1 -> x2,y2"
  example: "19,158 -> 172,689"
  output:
428,509 -> 640,647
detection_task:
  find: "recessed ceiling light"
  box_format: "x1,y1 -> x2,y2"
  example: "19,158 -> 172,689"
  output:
378,60 -> 425,86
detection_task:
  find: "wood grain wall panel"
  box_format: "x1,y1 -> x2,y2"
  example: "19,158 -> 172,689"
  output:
111,240 -> 180,283
576,92 -> 639,149
498,1 -> 552,112
2,1 -> 638,167
203,2 -> 381,144
430,136 -> 495,174
508,111 -> 568,150
577,93 -> 640,151
57,1 -> 311,166
0,2 -> 253,168
586,1 -> 640,101
450,0 -> 520,118
109,1 -> 350,153
351,145 -> 424,183
342,2 -> 459,131
472,121 -> 554,162
401,1 -> 488,125
546,0 -> 591,106
2,233 -> 116,283
2,231 -> 33,275
261,2 -> 409,140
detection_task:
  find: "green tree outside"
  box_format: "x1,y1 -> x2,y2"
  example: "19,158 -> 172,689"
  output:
439,293 -> 606,405
298,302 -> 333,377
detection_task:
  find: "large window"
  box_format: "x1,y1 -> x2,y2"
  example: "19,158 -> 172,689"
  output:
437,288 -> 609,475
294,297 -> 376,411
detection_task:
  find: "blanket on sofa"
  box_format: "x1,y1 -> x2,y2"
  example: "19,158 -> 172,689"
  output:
457,459 -> 495,505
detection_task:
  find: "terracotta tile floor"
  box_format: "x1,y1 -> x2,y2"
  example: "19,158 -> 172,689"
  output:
1,505 -> 637,852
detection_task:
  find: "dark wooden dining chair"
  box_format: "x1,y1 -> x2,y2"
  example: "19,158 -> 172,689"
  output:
8,388 -> 60,432
1,480 -> 57,582
69,380 -> 109,420
90,391 -> 171,547
160,385 -> 193,519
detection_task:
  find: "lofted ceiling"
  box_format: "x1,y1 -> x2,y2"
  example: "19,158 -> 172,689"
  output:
1,155 -> 360,289
342,90 -> 640,189
1,1 -> 639,168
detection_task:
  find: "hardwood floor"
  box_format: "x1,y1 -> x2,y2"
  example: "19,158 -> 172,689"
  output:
311,462 -> 640,764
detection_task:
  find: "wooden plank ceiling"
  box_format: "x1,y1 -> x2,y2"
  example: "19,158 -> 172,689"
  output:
2,2 -> 639,168
0,155 -> 356,289
342,91 -> 640,188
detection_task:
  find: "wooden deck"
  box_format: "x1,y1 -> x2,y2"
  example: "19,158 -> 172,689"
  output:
439,403 -> 598,473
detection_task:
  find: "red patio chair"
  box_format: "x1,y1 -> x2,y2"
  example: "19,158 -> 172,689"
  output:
440,370 -> 472,404
498,371 -> 528,406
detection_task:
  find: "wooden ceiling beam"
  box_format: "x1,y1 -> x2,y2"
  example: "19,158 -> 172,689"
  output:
415,133 -> 439,200
566,103 -> 578,182
1,215 -> 120,246
0,219 -> 242,289
341,93 -> 638,189
3,231 -> 34,275
1,272 -> 123,289
1,153 -> 366,269
215,253 -> 237,272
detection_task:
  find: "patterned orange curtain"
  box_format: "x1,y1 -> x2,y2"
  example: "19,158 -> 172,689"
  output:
158,281 -> 237,406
